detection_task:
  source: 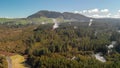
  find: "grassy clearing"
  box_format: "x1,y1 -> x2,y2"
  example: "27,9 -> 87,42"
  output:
10,55 -> 28,68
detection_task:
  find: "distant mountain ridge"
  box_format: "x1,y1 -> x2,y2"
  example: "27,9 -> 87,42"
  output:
27,10 -> 63,18
27,10 -> 90,22
0,10 -> 120,25
27,10 -> 120,23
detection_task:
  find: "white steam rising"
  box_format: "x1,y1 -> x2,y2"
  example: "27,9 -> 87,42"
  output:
107,41 -> 116,54
52,19 -> 59,30
117,30 -> 120,33
41,22 -> 45,24
74,26 -> 77,29
107,41 -> 116,49
69,22 -> 71,25
95,53 -> 106,63
89,19 -> 93,27
94,31 -> 98,37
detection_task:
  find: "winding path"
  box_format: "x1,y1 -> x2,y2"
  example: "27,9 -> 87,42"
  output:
6,56 -> 12,68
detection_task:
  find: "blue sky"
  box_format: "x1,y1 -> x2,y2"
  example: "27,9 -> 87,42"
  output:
0,0 -> 120,18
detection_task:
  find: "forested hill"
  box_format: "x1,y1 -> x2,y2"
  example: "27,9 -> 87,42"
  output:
27,10 -> 90,22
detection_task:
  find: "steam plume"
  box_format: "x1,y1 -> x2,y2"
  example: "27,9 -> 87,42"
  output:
89,19 -> 93,26
52,19 -> 59,30
95,53 -> 106,62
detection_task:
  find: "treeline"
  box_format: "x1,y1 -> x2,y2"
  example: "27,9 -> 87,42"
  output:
1,21 -> 120,68
24,22 -> 120,68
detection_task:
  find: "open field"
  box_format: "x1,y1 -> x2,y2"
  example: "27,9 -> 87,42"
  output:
10,55 -> 29,68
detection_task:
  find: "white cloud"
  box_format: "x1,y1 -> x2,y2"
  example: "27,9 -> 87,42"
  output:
113,10 -> 120,18
88,8 -> 99,13
74,9 -> 120,18
101,9 -> 109,13
74,11 -> 79,14
118,10 -> 120,13
114,15 -> 120,18
83,10 -> 87,13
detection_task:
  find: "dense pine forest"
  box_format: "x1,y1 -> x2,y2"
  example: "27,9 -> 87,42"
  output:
0,11 -> 120,68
